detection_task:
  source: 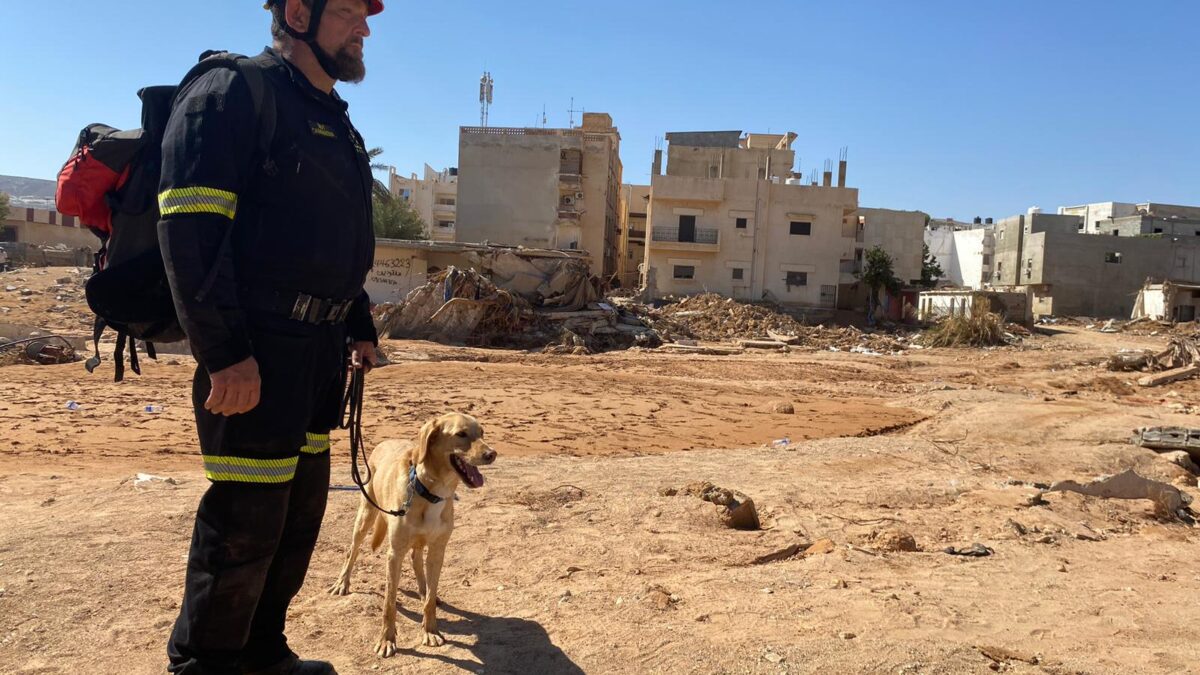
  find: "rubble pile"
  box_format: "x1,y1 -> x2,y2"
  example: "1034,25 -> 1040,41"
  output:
622,293 -> 908,353
374,266 -> 542,347
1108,337 -> 1200,373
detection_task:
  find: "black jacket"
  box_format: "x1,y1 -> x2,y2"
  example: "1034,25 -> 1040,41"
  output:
158,48 -> 377,373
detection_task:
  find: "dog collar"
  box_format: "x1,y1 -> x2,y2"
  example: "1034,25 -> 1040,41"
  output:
409,466 -> 444,505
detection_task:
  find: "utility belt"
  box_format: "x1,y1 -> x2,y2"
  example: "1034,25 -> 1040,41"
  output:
239,286 -> 354,325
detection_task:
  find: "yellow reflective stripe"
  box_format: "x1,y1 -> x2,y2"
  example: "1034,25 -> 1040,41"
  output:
301,432 -> 331,455
159,187 -> 238,221
202,454 -> 297,483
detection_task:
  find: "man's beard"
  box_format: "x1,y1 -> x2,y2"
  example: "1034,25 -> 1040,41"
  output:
329,45 -> 366,83
314,41 -> 365,83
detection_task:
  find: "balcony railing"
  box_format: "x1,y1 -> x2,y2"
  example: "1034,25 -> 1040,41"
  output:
652,226 -> 719,244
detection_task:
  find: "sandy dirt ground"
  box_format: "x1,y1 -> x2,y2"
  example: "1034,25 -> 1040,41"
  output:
2,268 -> 1200,674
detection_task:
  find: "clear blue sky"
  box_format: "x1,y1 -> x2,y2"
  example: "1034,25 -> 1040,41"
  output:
2,0 -> 1197,220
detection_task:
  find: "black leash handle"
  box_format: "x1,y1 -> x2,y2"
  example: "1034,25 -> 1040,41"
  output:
341,356 -> 407,517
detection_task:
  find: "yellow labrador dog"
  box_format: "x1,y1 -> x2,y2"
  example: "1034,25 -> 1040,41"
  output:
328,413 -> 496,656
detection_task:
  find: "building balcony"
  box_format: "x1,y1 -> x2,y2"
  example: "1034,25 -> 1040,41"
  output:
432,203 -> 456,215
650,226 -> 720,252
559,173 -> 582,188
557,208 -> 582,221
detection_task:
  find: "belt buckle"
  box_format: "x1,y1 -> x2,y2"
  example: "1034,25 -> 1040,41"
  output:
291,294 -> 313,322
335,301 -> 353,322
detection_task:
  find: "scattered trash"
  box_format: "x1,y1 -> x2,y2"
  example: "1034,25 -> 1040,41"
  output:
65,401 -> 80,411
771,437 -> 791,448
0,334 -> 78,366
943,543 -> 994,557
144,405 -> 166,414
132,473 -> 179,488
1048,469 -> 1194,521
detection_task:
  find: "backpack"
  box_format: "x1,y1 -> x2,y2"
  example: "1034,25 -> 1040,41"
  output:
57,51 -> 277,381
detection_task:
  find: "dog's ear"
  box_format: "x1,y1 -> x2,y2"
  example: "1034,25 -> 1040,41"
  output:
414,418 -> 439,466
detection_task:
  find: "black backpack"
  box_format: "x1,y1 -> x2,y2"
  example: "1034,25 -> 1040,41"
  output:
57,51 -> 276,381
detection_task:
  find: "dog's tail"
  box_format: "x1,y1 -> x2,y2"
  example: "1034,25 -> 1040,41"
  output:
369,512 -> 387,552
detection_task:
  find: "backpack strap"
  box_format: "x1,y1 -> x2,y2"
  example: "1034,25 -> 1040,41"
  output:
185,52 -> 278,305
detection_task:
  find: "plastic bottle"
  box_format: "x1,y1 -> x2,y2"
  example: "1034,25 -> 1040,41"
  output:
144,405 -> 166,414
65,401 -> 80,411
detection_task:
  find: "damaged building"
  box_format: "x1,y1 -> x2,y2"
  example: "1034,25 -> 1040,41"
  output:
388,164 -> 458,242
641,130 -> 859,309
993,208 -> 1200,318
456,113 -> 624,277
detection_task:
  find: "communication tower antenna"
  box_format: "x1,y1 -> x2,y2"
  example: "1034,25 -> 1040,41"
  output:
479,72 -> 494,127
568,97 -> 586,128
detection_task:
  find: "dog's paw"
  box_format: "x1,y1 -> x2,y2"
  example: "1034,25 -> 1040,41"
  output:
374,634 -> 399,658
328,579 -> 351,596
421,631 -> 446,647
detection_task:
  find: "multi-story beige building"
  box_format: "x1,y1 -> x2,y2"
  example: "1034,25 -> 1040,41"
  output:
388,164 -> 458,242
2,205 -> 96,249
642,131 -> 858,307
456,113 -> 623,276
617,184 -> 650,288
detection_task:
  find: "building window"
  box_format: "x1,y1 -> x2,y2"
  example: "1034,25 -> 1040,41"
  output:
789,221 -> 812,236
732,268 -> 744,281
0,226 -> 16,242
673,265 -> 696,280
735,217 -> 747,229
1105,252 -> 1122,264
708,166 -> 719,179
785,271 -> 808,287
1153,227 -> 1163,234
1077,223 -> 1085,231
436,220 -> 454,229
997,261 -> 1003,271
436,197 -> 456,206
982,254 -> 993,266
1112,230 -> 1120,236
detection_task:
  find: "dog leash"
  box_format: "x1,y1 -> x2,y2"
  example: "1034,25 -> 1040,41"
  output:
341,355 -> 408,517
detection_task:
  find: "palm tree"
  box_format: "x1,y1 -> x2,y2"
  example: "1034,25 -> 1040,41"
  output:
365,148 -> 426,240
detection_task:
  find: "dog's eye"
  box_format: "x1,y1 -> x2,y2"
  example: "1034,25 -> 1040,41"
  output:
455,431 -> 468,438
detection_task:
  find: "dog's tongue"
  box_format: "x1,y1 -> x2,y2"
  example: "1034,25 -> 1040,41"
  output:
453,455 -> 485,488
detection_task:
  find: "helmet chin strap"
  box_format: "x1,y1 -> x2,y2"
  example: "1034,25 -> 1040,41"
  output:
280,0 -> 340,80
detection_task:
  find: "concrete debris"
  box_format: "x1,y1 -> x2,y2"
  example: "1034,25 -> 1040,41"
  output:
1048,469 -> 1194,521
0,334 -> 78,367
1132,427 -> 1200,459
1107,337 -> 1200,376
375,266 -> 531,345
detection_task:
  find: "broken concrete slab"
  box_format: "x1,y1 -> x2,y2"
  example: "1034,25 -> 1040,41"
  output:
1137,365 -> 1199,388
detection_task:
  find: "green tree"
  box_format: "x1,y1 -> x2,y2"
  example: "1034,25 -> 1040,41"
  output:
920,243 -> 944,288
858,246 -> 901,324
366,147 -> 426,239
0,192 -> 9,222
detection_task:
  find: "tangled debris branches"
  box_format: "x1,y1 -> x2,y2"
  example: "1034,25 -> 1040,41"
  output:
920,312 -> 1010,348
1107,337 -> 1200,373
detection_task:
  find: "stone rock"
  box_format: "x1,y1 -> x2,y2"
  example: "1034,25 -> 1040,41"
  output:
807,538 -> 837,556
770,401 -> 795,415
872,528 -> 918,552
1161,451 -> 1200,475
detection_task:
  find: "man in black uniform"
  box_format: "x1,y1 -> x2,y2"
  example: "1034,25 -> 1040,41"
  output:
159,1 -> 383,672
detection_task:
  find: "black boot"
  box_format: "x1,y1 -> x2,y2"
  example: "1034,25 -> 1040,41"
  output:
244,653 -> 337,675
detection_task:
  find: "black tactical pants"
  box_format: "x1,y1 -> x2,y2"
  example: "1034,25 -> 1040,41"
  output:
168,313 -> 346,674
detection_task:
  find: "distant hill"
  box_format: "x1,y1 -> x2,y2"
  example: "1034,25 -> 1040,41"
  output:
0,175 -> 58,209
